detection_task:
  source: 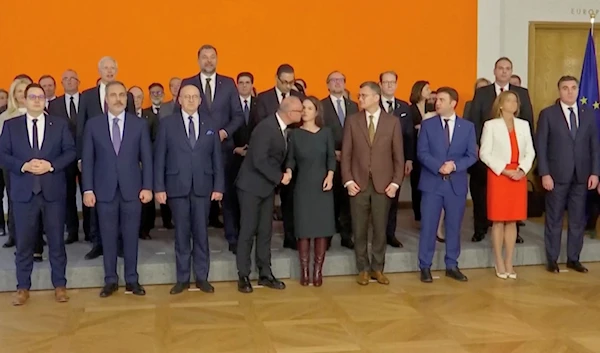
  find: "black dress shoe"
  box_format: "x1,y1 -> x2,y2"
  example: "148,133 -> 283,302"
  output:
209,219 -> 224,228
387,236 -> 403,248
139,231 -> 151,240
420,268 -> 433,283
3,237 -> 15,248
99,283 -> 118,298
64,234 -> 78,244
163,222 -> 174,230
84,246 -> 103,260
446,268 -> 468,281
228,243 -> 237,255
196,280 -> 214,293
516,235 -> 524,244
567,261 -> 588,273
517,220 -> 526,226
546,262 -> 560,273
125,282 -> 146,295
258,276 -> 286,290
283,236 -> 297,250
33,255 -> 43,263
471,233 -> 485,242
340,237 -> 354,250
238,276 -> 253,293
170,282 -> 190,295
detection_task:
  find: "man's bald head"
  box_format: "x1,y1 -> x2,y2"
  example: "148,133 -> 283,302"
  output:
277,96 -> 303,125
178,84 -> 202,115
128,86 -> 144,111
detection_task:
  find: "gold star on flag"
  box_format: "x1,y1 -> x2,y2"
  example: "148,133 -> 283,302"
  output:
594,101 -> 600,109
581,96 -> 588,105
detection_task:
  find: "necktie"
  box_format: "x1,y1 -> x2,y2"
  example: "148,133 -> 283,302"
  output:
569,107 -> 578,139
243,100 -> 250,124
69,96 -> 77,120
205,78 -> 213,108
32,119 -> 41,194
387,100 -> 394,114
336,99 -> 345,126
155,106 -> 160,115
112,118 -> 121,155
368,115 -> 375,144
444,119 -> 450,147
188,116 -> 197,147
500,87 -> 504,93
281,92 -> 286,102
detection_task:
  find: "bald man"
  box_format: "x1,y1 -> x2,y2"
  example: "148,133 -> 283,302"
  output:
235,96 -> 303,293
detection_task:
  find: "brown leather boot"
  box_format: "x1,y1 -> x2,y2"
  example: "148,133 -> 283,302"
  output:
313,237 -> 327,287
12,289 -> 29,306
55,287 -> 70,303
298,238 -> 310,286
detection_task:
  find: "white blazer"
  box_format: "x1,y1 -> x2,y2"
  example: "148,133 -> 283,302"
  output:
479,117 -> 535,176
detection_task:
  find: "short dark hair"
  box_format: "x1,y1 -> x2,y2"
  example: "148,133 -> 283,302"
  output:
197,44 -> 217,57
495,57 -> 513,69
276,64 -> 294,77
105,81 -> 127,94
359,81 -> 381,96
25,83 -> 45,96
38,75 -> 56,85
14,74 -> 32,81
237,72 -> 254,83
557,75 -> 579,88
148,82 -> 164,91
379,71 -> 398,83
303,96 -> 324,127
295,78 -> 307,89
436,86 -> 459,104
510,74 -> 521,83
409,80 -> 430,104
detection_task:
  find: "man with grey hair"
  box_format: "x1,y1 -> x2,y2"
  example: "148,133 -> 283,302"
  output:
77,56 -> 135,260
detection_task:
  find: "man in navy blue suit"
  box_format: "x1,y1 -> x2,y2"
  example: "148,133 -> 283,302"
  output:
82,81 -> 153,298
0,83 -> 76,306
178,45 -> 244,253
155,84 -> 224,295
416,87 -> 477,283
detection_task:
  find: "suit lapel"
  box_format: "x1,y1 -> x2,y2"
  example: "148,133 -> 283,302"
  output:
121,114 -> 135,155
327,97 -> 343,129
100,115 -> 117,157
448,118 -> 462,151
17,118 -> 33,157
175,112 -> 193,151
373,114 -> 387,145
39,117 -> 53,156
555,104 -> 574,139
194,114 -> 206,150
212,74 -> 223,108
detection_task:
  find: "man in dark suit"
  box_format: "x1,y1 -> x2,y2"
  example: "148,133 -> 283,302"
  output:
178,44 -> 245,243
0,88 -> 7,113
416,87 -> 478,283
82,81 -> 153,298
255,64 -> 305,250
536,75 -> 600,274
77,56 -> 135,260
154,84 -> 224,295
0,83 -> 76,306
321,71 -> 357,249
236,96 -> 303,293
467,57 -> 533,243
379,71 -> 413,248
341,82 -> 404,286
47,69 -> 81,244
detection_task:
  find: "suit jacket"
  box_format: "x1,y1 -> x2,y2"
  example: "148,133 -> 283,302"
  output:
0,114 -> 76,202
158,100 -> 176,119
177,73 -> 244,151
233,96 -> 258,149
236,114 -> 287,197
479,118 -> 535,176
76,85 -> 135,158
380,98 -> 415,161
81,113 -> 153,202
417,116 -> 478,196
48,94 -> 79,138
141,107 -> 159,141
341,110 -> 405,194
469,84 -> 534,143
154,111 -> 224,198
321,96 -> 359,151
255,88 -> 304,124
535,104 -> 600,184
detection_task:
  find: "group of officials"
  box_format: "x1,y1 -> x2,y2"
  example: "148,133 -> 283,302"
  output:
0,45 -> 598,305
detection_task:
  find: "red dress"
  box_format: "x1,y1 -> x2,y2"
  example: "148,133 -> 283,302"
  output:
486,129 -> 527,221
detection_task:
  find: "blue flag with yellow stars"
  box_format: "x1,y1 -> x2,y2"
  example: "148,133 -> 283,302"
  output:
578,29 -> 600,138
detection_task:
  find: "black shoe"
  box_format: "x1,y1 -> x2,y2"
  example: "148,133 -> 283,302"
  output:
196,280 -> 214,293
238,276 -> 253,293
446,268 -> 468,282
99,283 -> 118,298
387,235 -> 403,248
125,282 -> 146,296
2,237 -> 15,248
258,275 -> 286,290
139,231 -> 151,240
546,261 -> 560,273
340,237 -> 354,250
516,235 -> 524,244
228,243 -> 237,255
85,246 -> 103,260
566,261 -> 588,273
283,236 -> 297,250
471,233 -> 485,242
64,234 -> 78,244
170,282 -> 190,295
436,236 -> 445,243
209,219 -> 224,228
517,220 -> 526,226
420,268 -> 433,283
33,255 -> 43,263
163,222 -> 174,230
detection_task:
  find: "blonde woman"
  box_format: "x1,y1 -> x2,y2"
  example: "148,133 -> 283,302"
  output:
479,91 -> 535,279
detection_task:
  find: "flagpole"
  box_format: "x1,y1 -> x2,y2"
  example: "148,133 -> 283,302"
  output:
592,12 -> 596,36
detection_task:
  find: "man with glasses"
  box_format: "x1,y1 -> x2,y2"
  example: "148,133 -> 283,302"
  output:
0,83 -> 76,305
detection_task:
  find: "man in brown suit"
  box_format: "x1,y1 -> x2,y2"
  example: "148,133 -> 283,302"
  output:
341,81 -> 405,285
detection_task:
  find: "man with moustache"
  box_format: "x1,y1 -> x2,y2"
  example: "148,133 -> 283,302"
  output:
154,84 -> 224,294
0,83 -> 76,305
178,44 -> 245,251
77,56 -> 135,260
82,81 -> 153,298
321,71 -> 357,249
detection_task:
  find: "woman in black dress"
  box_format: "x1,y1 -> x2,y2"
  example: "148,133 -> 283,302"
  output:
285,96 -> 336,286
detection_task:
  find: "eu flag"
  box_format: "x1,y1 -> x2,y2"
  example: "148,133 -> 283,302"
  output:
578,30 -> 600,138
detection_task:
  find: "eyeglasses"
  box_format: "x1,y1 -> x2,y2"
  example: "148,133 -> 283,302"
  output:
27,95 -> 46,101
278,77 -> 295,86
181,95 -> 200,101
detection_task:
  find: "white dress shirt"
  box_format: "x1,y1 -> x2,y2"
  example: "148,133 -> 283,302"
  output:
439,114 -> 457,142
275,112 -> 287,137
240,96 -> 252,108
136,109 -> 142,118
560,101 -> 579,129
275,87 -> 287,104
365,108 -> 382,130
330,95 -> 346,117
99,82 -> 107,112
182,110 -> 200,140
200,73 -> 216,101
152,105 -> 160,115
494,82 -> 509,96
381,96 -> 395,113
27,113 -> 45,149
108,111 -> 125,141
65,93 -> 80,118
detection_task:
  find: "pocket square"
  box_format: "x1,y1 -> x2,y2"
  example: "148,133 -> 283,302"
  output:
400,113 -> 407,117
206,130 -> 214,135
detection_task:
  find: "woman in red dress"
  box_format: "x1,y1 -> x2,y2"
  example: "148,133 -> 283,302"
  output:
479,91 -> 535,279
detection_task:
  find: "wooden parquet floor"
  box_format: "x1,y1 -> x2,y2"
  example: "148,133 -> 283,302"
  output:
2,264 -> 600,353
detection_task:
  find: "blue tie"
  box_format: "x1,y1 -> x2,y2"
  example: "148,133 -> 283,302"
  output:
569,107 -> 578,139
32,119 -> 41,194
243,100 -> 250,124
188,116 -> 197,147
336,99 -> 345,126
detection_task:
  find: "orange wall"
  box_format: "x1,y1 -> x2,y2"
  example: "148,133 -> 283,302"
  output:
0,0 -> 477,111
